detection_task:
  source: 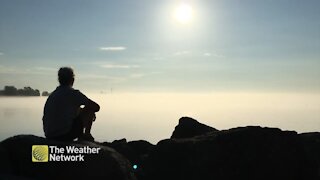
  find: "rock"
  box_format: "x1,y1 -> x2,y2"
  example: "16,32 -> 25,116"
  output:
146,125 -> 319,180
0,135 -> 136,180
171,117 -> 218,139
103,139 -> 155,180
299,132 -> 320,177
103,139 -> 155,164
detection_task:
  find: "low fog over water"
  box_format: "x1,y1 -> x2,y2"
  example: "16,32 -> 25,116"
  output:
0,92 -> 319,143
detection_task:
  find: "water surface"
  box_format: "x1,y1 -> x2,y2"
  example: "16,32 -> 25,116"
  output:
0,92 -> 319,143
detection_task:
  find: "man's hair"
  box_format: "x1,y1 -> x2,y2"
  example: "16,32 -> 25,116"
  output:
58,67 -> 74,86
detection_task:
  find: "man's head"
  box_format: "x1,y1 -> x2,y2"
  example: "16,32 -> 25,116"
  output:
58,67 -> 75,86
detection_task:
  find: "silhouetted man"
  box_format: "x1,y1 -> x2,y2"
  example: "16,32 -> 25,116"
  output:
43,67 -> 100,141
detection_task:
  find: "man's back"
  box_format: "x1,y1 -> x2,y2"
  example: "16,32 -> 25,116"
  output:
43,86 -> 88,138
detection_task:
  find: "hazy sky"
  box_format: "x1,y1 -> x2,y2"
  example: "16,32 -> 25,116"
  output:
0,0 -> 319,93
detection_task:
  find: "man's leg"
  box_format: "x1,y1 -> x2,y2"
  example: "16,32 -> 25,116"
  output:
78,107 -> 96,141
48,115 -> 84,142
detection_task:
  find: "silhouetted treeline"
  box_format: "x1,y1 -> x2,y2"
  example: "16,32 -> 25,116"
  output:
42,91 -> 50,96
0,86 -> 41,96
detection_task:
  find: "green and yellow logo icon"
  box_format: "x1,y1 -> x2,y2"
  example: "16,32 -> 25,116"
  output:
32,145 -> 48,162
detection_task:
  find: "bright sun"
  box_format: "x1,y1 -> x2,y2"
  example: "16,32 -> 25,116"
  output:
174,3 -> 194,24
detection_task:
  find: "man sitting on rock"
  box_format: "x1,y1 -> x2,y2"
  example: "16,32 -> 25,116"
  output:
42,67 -> 100,141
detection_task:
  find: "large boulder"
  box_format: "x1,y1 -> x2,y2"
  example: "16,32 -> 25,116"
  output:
103,139 -> 155,180
0,135 -> 137,180
299,132 -> 320,177
171,117 -> 218,139
146,125 -> 319,180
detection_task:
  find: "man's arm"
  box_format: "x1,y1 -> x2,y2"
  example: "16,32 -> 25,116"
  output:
85,99 -> 100,112
74,90 -> 100,112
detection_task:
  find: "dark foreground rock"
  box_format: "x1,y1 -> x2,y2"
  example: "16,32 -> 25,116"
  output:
171,117 -> 218,139
102,138 -> 155,179
0,135 -> 136,180
103,139 -> 154,165
144,125 -> 320,180
101,118 -> 320,180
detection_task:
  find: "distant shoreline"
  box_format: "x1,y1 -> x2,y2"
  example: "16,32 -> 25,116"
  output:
0,94 -> 48,97
0,86 -> 50,96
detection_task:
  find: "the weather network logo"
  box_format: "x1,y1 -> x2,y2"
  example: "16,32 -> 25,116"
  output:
32,144 -> 101,162
32,145 -> 49,162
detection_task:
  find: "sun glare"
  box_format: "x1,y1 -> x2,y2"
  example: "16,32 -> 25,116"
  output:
174,3 -> 194,24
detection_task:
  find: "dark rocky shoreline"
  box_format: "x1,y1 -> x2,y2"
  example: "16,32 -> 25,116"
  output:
1,117 -> 319,179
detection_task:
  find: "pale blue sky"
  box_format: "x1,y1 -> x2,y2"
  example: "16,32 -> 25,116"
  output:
0,0 -> 319,93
